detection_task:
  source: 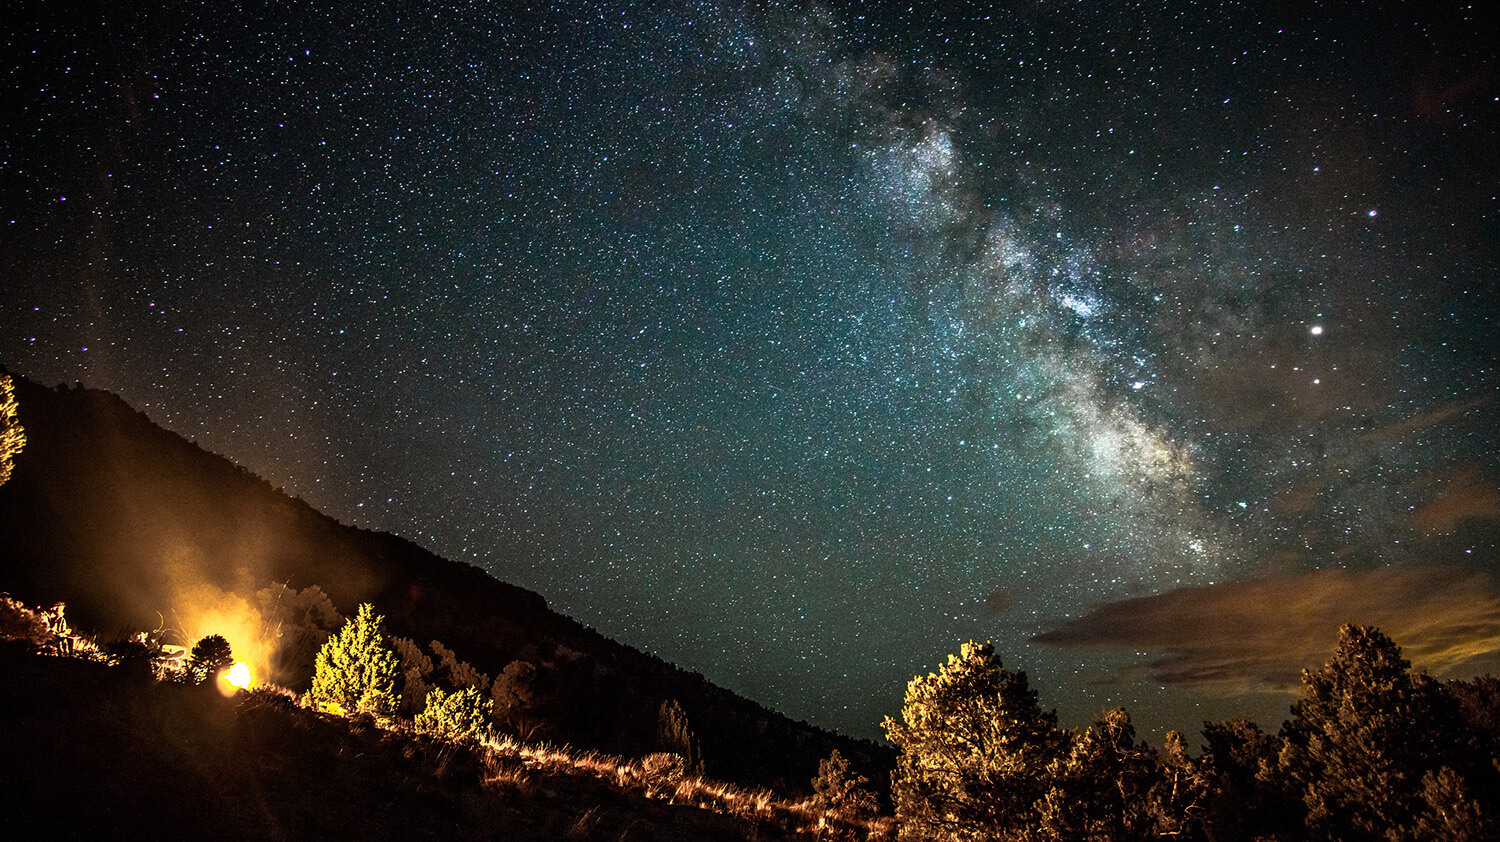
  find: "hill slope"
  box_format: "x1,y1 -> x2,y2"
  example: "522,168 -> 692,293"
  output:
0,370 -> 891,793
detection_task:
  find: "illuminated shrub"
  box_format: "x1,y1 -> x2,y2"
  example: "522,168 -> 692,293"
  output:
308,603 -> 399,717
0,373 -> 24,488
656,699 -> 703,776
811,749 -> 878,818
415,686 -> 493,741
0,594 -> 52,647
638,752 -> 689,798
883,640 -> 1065,841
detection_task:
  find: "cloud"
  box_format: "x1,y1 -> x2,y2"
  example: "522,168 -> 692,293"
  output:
1361,397 -> 1488,446
983,588 -> 1018,615
1413,464 -> 1500,535
1034,566 -> 1500,695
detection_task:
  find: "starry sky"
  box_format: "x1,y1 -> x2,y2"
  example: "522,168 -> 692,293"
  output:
4,0 -> 1498,742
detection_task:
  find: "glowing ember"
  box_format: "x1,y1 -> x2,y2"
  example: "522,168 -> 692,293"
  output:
225,661 -> 252,690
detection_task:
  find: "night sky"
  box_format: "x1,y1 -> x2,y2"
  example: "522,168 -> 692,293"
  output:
5,1 -> 1498,742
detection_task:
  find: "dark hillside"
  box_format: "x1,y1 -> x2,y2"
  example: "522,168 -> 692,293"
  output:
0,642 -> 800,841
0,370 -> 891,793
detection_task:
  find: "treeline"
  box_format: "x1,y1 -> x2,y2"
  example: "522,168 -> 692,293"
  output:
884,625 -> 1499,841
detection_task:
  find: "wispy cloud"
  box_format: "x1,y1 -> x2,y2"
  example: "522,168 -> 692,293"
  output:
1034,566 -> 1500,694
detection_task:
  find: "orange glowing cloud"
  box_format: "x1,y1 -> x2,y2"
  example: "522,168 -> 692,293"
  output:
1034,566 -> 1500,695
1413,465 -> 1500,535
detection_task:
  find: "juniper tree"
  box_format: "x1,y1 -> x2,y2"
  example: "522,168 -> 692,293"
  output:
883,640 -> 1065,841
0,374 -> 25,488
431,639 -> 489,691
812,748 -> 879,818
188,634 -> 234,684
1037,707 -> 1160,841
656,699 -> 704,776
416,686 -> 493,741
1280,624 -> 1471,842
308,603 -> 399,717
392,636 -> 434,716
492,659 -> 551,738
255,583 -> 342,687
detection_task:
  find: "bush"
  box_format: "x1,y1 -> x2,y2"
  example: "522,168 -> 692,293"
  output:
812,749 -> 878,818
106,639 -> 156,683
0,594 -> 53,648
416,686 -> 493,741
188,634 -> 234,684
639,752 -> 689,798
308,603 -> 399,717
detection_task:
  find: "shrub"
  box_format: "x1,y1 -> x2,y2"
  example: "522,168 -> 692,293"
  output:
0,594 -> 53,647
416,686 -> 493,741
308,603 -> 399,717
188,634 -> 234,684
106,638 -> 156,683
392,636 -> 434,716
656,699 -> 704,776
639,752 -> 689,798
811,749 -> 878,818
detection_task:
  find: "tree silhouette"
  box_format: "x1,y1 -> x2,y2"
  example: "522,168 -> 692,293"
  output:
188,634 -> 233,684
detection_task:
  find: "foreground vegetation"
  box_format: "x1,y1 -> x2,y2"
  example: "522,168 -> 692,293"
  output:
0,594 -> 891,841
7,589 -> 1496,841
885,627 -> 1500,841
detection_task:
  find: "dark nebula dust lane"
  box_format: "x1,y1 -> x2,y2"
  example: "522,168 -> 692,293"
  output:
4,1 -> 1497,739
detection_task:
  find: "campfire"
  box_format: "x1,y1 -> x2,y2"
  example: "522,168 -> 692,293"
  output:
225,661 -> 253,690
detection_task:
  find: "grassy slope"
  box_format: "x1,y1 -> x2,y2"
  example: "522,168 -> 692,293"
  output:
0,642 -> 827,841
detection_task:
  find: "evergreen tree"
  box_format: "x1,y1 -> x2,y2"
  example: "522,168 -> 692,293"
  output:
491,659 -> 551,739
1200,717 -> 1294,841
656,698 -> 704,776
812,748 -> 879,818
392,636 -> 434,717
416,686 -> 493,741
0,374 -> 25,488
255,583 -> 342,688
1145,730 -> 1209,839
1037,707 -> 1160,841
1280,624 -> 1465,841
883,640 -> 1065,841
188,634 -> 234,684
308,603 -> 399,717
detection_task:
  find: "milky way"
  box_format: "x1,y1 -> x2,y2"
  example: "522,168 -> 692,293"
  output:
5,1 -> 1497,740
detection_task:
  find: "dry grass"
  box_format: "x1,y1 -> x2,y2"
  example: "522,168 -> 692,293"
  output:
6,597 -> 898,841
462,733 -> 897,840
